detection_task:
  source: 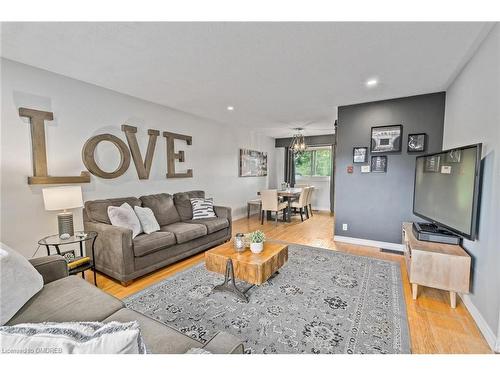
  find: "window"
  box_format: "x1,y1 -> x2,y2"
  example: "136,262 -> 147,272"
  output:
294,146 -> 332,178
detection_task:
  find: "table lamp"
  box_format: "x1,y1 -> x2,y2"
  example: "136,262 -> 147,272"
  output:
42,186 -> 83,238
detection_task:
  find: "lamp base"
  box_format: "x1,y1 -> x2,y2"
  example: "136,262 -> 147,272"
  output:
57,212 -> 74,238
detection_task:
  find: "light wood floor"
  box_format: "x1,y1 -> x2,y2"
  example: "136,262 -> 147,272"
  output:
86,211 -> 492,354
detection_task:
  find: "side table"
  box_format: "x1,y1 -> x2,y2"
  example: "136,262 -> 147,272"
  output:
38,231 -> 98,286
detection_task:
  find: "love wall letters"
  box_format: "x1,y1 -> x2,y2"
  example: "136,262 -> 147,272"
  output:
19,107 -> 193,184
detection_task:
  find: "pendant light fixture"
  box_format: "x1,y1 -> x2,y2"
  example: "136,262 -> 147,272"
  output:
290,128 -> 307,155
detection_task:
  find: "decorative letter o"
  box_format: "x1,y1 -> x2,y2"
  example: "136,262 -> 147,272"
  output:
82,134 -> 131,179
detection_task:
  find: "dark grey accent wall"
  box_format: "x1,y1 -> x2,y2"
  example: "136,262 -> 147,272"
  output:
335,92 -> 446,244
275,134 -> 335,148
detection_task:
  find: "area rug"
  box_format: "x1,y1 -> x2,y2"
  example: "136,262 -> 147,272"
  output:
125,244 -> 411,354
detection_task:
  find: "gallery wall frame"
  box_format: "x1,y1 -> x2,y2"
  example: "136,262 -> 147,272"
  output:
371,155 -> 388,173
370,124 -> 403,154
407,133 -> 427,153
353,147 -> 368,163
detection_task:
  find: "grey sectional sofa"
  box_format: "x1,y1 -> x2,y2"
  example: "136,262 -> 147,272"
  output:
83,191 -> 231,285
6,255 -> 243,354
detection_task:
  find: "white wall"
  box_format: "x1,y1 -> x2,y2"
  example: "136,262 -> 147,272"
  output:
295,177 -> 330,211
442,24 -> 500,351
0,59 -> 276,258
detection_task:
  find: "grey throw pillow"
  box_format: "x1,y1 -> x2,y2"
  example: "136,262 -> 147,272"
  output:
0,243 -> 44,325
134,206 -> 160,234
190,198 -> 216,220
108,203 -> 142,238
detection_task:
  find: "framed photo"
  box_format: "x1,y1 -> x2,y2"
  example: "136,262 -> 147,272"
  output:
239,149 -> 268,177
407,133 -> 427,153
424,155 -> 441,172
353,147 -> 368,163
370,124 -> 403,153
371,155 -> 387,173
60,249 -> 76,263
446,149 -> 461,163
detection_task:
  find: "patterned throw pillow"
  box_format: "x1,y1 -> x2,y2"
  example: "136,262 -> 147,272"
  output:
190,198 -> 216,220
0,321 -> 147,354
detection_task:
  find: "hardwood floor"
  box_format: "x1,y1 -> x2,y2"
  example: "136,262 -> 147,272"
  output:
85,211 -> 492,354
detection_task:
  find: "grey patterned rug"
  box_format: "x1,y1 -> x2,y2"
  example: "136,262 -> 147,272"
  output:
125,244 -> 411,354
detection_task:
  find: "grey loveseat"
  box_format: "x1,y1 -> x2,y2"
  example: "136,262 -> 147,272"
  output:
6,255 -> 243,354
83,191 -> 231,285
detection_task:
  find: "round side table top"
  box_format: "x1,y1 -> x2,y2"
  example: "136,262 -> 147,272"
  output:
38,231 -> 98,246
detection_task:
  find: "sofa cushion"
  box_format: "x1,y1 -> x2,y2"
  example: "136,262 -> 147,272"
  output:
133,232 -> 176,257
160,222 -> 207,244
6,276 -> 124,326
173,191 -> 205,221
85,197 -> 142,224
140,194 -> 180,226
184,218 -> 229,234
104,308 -> 202,354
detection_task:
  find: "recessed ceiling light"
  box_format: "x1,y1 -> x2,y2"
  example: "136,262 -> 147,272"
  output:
226,106 -> 234,111
366,79 -> 378,87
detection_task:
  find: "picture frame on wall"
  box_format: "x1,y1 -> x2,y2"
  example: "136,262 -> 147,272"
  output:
424,155 -> 441,172
371,155 -> 387,173
239,149 -> 268,177
407,133 -> 427,153
353,147 -> 368,163
370,124 -> 403,153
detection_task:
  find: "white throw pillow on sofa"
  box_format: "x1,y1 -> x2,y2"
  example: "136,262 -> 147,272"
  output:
108,203 -> 142,238
133,206 -> 160,234
0,243 -> 44,325
0,321 -> 147,354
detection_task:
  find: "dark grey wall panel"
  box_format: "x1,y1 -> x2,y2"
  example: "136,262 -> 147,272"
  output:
334,92 -> 445,244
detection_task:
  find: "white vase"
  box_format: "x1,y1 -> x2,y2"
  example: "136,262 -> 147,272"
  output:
250,242 -> 264,253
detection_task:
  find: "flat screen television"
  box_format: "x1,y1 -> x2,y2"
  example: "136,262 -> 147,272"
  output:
413,143 -> 482,240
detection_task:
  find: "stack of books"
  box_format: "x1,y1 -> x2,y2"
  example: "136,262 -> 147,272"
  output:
68,256 -> 91,270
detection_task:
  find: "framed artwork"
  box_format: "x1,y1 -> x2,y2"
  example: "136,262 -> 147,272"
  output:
446,149 -> 462,163
353,147 -> 368,163
424,155 -> 441,172
371,155 -> 387,173
239,149 -> 268,177
370,124 -> 403,153
407,133 -> 427,153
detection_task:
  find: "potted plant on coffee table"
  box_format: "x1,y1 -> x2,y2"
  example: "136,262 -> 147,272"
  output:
249,230 -> 266,254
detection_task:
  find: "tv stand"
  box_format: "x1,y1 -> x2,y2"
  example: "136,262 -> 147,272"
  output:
402,223 -> 471,308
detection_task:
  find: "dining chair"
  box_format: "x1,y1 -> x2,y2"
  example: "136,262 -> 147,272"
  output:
247,198 -> 262,218
306,187 -> 314,217
290,187 -> 310,221
260,189 -> 288,224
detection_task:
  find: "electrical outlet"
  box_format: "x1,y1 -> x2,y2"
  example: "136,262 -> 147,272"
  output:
342,224 -> 348,231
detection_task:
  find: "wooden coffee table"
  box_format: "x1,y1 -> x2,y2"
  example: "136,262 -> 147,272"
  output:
205,241 -> 288,302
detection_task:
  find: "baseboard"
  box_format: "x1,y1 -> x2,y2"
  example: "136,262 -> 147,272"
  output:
459,293 -> 499,353
334,235 -> 405,252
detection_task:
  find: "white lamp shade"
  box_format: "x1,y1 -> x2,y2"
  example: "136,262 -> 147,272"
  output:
42,186 -> 83,211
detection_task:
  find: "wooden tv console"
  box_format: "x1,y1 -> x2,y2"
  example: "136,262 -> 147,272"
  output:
402,222 -> 471,308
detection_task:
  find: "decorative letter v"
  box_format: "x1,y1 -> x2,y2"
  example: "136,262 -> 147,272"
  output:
121,124 -> 159,179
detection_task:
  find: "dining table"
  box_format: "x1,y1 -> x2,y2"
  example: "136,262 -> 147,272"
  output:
257,187 -> 303,223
